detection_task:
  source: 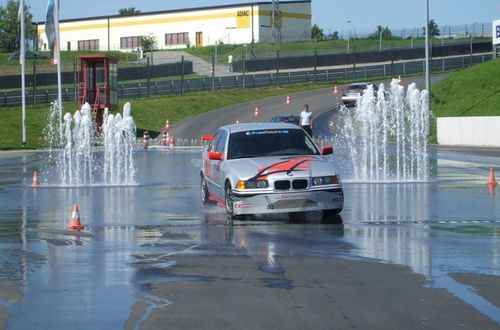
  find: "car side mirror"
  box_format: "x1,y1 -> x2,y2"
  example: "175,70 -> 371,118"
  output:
208,151 -> 223,161
321,146 -> 333,155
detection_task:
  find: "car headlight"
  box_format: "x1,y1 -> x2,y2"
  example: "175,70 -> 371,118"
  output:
236,179 -> 269,189
312,175 -> 340,186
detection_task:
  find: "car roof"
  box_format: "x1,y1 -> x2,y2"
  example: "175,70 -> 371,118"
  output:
221,122 -> 300,134
348,82 -> 374,87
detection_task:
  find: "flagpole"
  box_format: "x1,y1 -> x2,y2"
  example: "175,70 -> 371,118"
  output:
20,0 -> 26,147
54,0 -> 62,136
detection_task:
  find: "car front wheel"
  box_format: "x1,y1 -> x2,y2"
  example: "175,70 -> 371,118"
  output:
225,182 -> 235,216
322,209 -> 343,224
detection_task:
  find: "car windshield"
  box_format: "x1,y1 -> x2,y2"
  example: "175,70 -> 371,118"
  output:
348,83 -> 376,91
227,128 -> 320,159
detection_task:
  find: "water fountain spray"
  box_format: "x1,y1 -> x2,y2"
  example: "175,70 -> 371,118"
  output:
42,102 -> 137,186
337,79 -> 429,182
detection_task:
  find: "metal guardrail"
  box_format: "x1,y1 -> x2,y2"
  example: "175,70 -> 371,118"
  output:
0,53 -> 492,109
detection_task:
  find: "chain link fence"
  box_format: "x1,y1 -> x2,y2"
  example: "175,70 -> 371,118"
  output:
0,53 -> 493,109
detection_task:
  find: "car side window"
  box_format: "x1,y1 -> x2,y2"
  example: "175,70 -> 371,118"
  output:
209,130 -> 223,152
214,130 -> 228,155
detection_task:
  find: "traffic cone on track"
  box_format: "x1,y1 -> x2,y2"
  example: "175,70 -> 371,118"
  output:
32,171 -> 39,188
333,85 -> 338,94
67,205 -> 84,231
489,184 -> 496,196
254,106 -> 259,117
285,95 -> 291,105
487,167 -> 497,186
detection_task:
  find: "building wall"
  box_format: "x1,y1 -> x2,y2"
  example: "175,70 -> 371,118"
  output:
437,116 -> 500,147
37,1 -> 311,52
257,2 -> 312,42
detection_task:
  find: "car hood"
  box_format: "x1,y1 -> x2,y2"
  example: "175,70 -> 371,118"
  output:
225,155 -> 336,180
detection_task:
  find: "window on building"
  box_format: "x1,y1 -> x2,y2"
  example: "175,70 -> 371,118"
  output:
120,36 -> 141,49
165,32 -> 189,46
78,39 -> 99,51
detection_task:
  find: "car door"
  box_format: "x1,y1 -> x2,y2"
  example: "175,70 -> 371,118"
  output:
211,129 -> 229,199
204,129 -> 228,200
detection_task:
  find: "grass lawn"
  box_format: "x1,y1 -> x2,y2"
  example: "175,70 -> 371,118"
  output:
1,58 -> 498,150
0,82 -> 332,150
185,37 -> 490,64
0,51 -> 138,76
430,57 -> 500,141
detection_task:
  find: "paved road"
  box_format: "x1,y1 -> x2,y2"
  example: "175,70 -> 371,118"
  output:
0,147 -> 499,329
170,74 -> 449,141
151,50 -> 236,77
1,73 -> 499,329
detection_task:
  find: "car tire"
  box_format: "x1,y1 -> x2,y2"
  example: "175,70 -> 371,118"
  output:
322,209 -> 343,224
323,209 -> 342,216
225,182 -> 235,216
201,175 -> 210,205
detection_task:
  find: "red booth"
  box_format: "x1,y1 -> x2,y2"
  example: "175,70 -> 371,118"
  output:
78,55 -> 118,126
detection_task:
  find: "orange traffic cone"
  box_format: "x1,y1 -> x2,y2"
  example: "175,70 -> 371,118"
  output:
489,183 -> 496,196
67,205 -> 84,231
285,95 -> 291,105
32,171 -> 39,188
236,119 -> 240,124
333,85 -> 338,94
254,106 -> 259,117
487,167 -> 497,186
165,119 -> 170,129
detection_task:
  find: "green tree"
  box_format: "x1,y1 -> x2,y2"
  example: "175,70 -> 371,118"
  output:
140,34 -> 156,53
118,7 -> 141,16
328,31 -> 339,40
424,19 -> 440,37
311,24 -> 325,41
370,25 -> 393,39
0,0 -> 35,53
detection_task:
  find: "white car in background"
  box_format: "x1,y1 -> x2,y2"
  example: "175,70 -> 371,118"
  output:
200,123 -> 344,219
341,82 -> 378,106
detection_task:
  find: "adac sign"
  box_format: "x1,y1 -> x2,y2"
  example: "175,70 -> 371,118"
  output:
493,19 -> 500,45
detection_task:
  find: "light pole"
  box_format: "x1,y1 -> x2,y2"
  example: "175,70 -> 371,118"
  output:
348,32 -> 351,54
379,29 -> 383,52
340,20 -> 351,40
441,25 -> 445,46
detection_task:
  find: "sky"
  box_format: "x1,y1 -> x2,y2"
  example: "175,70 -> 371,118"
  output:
3,0 -> 500,35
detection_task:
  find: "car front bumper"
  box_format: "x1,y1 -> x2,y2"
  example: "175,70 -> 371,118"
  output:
341,95 -> 360,104
231,187 -> 344,215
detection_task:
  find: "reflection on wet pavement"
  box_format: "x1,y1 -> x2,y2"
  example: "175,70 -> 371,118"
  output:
0,148 -> 498,328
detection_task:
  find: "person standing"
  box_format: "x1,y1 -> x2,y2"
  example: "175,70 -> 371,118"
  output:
300,104 -> 313,137
228,53 -> 233,72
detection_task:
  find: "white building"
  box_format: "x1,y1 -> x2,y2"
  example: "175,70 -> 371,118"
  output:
37,1 -> 311,52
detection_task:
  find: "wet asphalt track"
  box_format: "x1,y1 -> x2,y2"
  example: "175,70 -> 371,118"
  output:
0,76 -> 499,329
